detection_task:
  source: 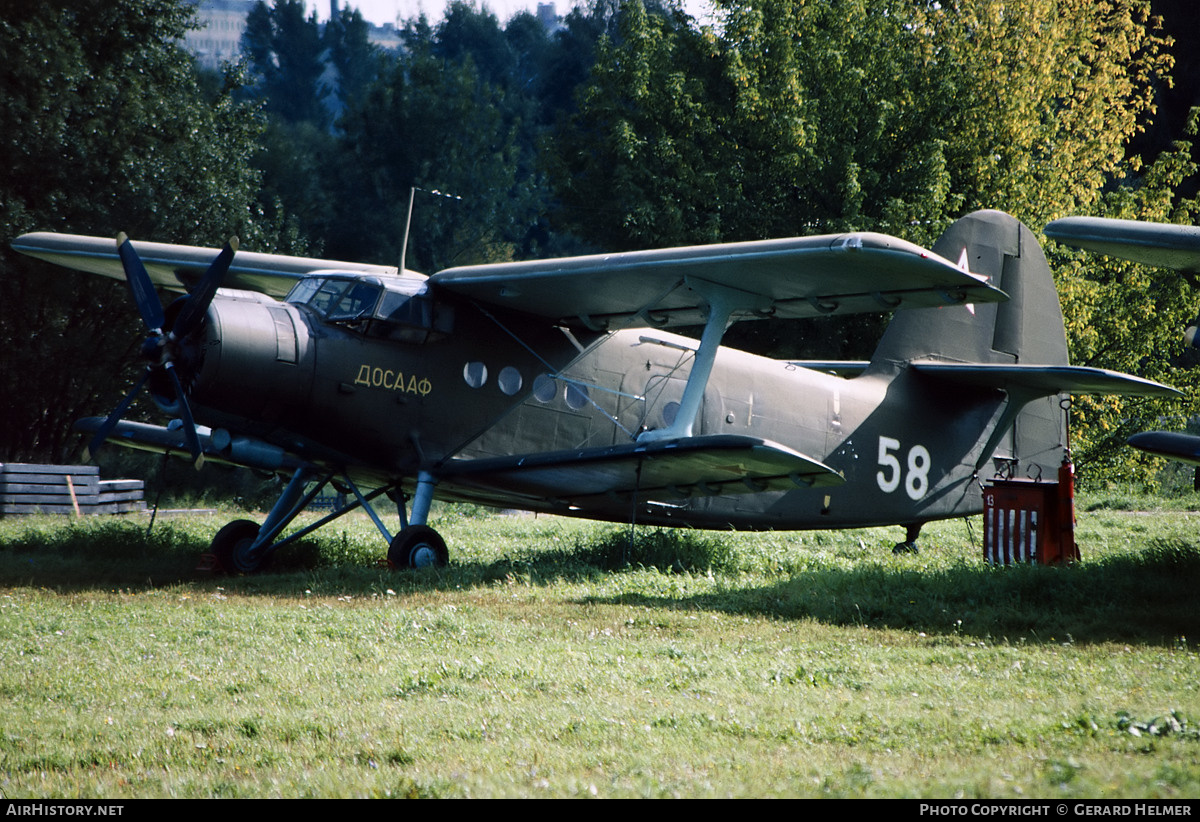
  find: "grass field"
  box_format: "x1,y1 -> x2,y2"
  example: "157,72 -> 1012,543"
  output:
0,501 -> 1197,798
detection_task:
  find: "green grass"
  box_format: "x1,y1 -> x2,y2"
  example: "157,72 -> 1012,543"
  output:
0,502 -> 1197,797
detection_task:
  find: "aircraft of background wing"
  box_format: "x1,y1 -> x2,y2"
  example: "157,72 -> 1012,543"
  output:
1045,215 -> 1200,471
11,210 -> 1177,571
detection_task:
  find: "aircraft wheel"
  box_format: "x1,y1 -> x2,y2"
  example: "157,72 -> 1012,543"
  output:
211,519 -> 270,574
388,525 -> 448,569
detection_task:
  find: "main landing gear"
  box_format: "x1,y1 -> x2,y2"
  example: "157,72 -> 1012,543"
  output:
207,466 -> 447,574
893,522 -> 923,555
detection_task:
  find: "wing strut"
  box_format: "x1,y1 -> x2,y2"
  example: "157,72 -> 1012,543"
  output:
637,279 -> 761,443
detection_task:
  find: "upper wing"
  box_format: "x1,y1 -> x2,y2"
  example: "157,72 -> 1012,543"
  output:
12,232 -> 402,298
1127,431 -> 1200,466
15,229 -> 1006,331
1044,217 -> 1200,272
431,232 -> 1007,330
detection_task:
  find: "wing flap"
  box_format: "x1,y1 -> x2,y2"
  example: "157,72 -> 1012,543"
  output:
440,435 -> 842,507
432,232 -> 1006,330
13,232 -> 402,298
911,361 -> 1180,398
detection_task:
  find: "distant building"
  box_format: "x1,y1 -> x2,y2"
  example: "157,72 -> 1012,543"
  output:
182,0 -> 410,70
366,23 -> 403,51
182,0 -> 256,71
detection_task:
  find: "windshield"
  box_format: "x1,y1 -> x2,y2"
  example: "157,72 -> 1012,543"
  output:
287,277 -> 381,321
287,275 -> 448,341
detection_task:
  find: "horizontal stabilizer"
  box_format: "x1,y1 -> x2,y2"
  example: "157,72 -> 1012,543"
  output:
440,435 -> 842,508
1044,217 -> 1200,272
1128,431 -> 1200,466
790,360 -> 870,377
433,232 -> 1006,331
911,362 -> 1180,399
13,232 -> 403,298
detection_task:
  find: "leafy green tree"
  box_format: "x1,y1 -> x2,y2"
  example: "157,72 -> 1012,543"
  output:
324,4 -> 381,112
240,2 -> 380,256
551,0 -> 736,251
556,0 -> 1174,245
535,2 -> 619,122
242,0 -> 328,126
433,1 -> 516,89
0,0 -> 275,462
927,0 -> 1171,229
327,46 -> 540,272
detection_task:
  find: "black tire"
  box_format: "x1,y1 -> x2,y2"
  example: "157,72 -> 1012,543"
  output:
211,519 -> 269,574
388,525 -> 448,569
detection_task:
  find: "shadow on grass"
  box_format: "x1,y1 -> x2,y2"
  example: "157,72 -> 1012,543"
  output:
582,538 -> 1200,646
0,518 -> 734,590
2,518 -> 1197,645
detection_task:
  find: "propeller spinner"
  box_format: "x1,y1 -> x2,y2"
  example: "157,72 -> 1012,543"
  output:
84,233 -> 238,468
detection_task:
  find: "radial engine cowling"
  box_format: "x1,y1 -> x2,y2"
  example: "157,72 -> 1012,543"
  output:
189,296 -> 314,425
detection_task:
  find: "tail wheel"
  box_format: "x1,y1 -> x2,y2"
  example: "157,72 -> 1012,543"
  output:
388,525 -> 448,569
211,519 -> 270,574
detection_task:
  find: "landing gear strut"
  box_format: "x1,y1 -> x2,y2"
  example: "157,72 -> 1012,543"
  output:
207,465 -> 446,573
893,522 -> 922,554
387,471 -> 446,569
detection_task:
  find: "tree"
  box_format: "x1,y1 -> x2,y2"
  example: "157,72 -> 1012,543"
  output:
327,44 -> 541,272
433,1 -> 515,90
324,5 -> 381,113
0,0 -> 276,462
241,0 -> 329,126
550,0 -> 958,354
551,0 -> 738,251
927,0 -> 1171,229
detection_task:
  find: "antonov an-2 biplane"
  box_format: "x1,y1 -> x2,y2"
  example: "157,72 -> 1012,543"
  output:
12,209 -> 1177,571
1046,215 -> 1200,466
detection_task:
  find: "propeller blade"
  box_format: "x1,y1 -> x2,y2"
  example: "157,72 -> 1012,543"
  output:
166,364 -> 205,469
172,237 -> 238,339
83,368 -> 152,462
116,233 -> 165,332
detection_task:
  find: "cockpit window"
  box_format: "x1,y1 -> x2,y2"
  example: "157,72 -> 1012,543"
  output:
286,275 -> 451,342
287,277 -> 377,320
379,288 -> 433,327
328,282 -> 381,320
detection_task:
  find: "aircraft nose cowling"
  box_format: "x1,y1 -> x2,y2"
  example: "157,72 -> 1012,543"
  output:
191,298 -> 314,424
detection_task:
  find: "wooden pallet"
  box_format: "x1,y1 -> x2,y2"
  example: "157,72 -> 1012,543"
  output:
0,463 -> 145,516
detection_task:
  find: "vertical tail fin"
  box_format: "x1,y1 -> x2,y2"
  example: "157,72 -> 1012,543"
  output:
869,209 -> 1070,477
869,209 -> 1069,370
